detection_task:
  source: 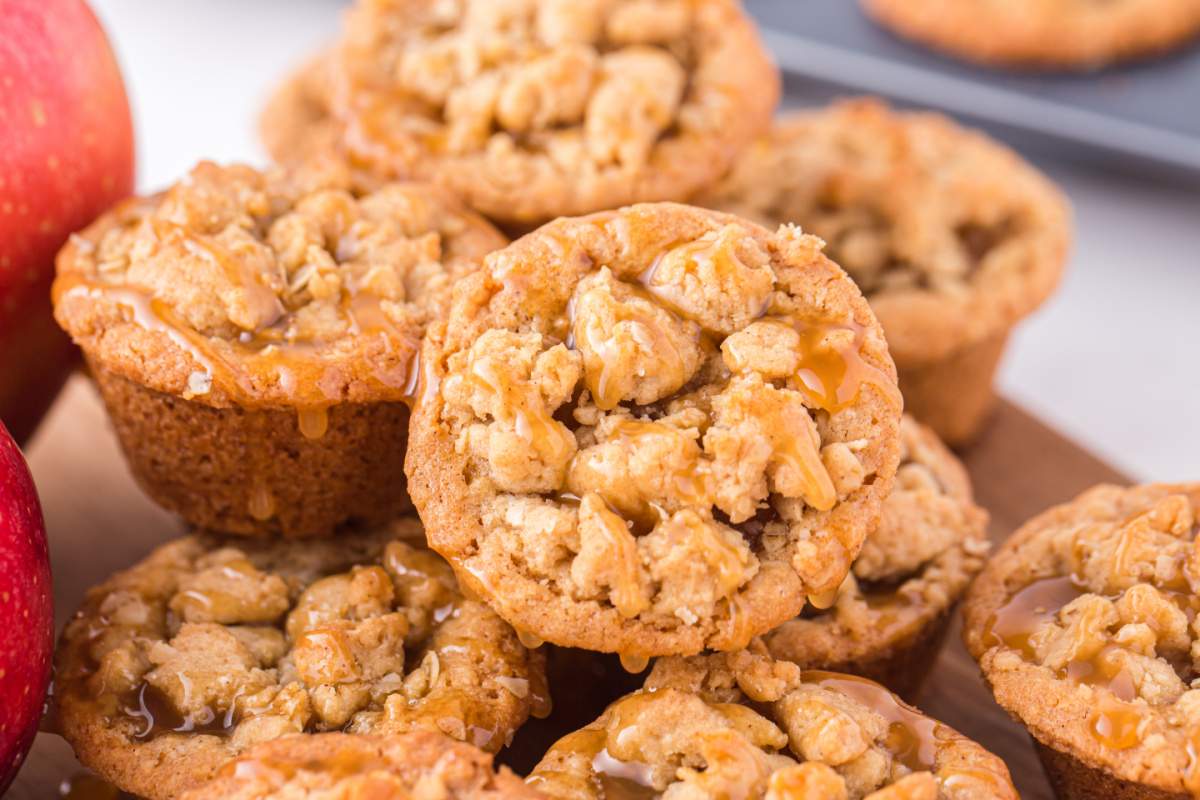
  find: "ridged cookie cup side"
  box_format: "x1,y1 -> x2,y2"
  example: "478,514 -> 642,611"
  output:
52,163 -> 506,537
54,521 -> 547,800
406,203 -> 902,658
88,359 -> 410,537
894,330 -> 1009,447
764,416 -> 990,700
963,483 -> 1200,799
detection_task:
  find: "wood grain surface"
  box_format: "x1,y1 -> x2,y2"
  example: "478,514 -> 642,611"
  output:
9,376 -> 1130,799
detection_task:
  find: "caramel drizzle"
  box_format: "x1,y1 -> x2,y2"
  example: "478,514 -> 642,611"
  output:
983,575 -> 1086,657
55,274 -> 418,417
466,351 -> 576,466
983,575 -> 1165,752
567,282 -> 701,412
724,316 -> 897,415
123,681 -> 237,741
802,671 -> 938,773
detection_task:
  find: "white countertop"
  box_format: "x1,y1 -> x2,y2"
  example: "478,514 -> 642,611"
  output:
90,0 -> 1200,482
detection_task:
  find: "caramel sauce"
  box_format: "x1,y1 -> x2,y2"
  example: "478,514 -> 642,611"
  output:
1087,698 -> 1145,750
54,273 -> 418,408
803,671 -> 938,773
618,653 -> 650,674
123,681 -> 236,741
723,592 -> 757,651
939,766 -> 1016,796
638,234 -> 765,335
529,663 -> 554,720
467,351 -> 576,466
983,575 -> 1087,657
985,576 -> 1157,708
807,588 -> 841,611
742,317 -> 896,415
1067,645 -> 1136,702
296,406 -> 330,440
248,483 -> 277,521
568,280 -> 700,411
517,629 -> 545,650
150,218 -> 286,330
58,772 -> 132,800
581,493 -> 649,620
671,511 -> 750,599
568,421 -> 710,528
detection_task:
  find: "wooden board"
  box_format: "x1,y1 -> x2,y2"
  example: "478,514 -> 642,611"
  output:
9,375 -> 1129,800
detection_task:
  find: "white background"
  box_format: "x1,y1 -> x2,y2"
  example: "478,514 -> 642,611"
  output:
88,0 -> 1200,481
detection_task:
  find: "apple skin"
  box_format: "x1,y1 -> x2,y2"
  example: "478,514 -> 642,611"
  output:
0,420 -> 52,795
0,0 -> 134,445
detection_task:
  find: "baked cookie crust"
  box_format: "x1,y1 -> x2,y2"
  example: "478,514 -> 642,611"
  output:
528,645 -> 1018,799
55,519 -> 547,799
179,732 -> 541,800
861,0 -> 1200,69
264,0 -> 779,226
764,416 -> 989,698
964,483 -> 1200,798
406,203 -> 902,658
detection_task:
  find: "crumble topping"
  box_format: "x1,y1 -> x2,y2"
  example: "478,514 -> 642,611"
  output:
527,647 -> 1016,799
56,522 -> 546,776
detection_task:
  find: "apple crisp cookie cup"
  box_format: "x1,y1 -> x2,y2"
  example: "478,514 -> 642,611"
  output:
406,203 -> 903,659
54,518 -> 548,800
262,0 -> 779,228
527,645 -> 1019,799
699,99 -> 1071,445
52,161 -> 506,537
764,416 -> 990,700
963,483 -> 1200,799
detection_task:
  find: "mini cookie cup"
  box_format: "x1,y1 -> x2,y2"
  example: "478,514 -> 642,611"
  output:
53,162 -> 506,537
54,519 -> 548,800
964,483 -> 1200,800
406,203 -> 903,658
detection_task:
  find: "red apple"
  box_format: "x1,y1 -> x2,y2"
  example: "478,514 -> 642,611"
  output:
0,0 -> 134,444
0,420 -> 52,794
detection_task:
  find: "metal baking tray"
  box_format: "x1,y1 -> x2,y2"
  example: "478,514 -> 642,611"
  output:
746,0 -> 1200,179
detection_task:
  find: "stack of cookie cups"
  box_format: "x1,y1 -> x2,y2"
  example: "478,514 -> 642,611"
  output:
40,0 -> 1079,797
